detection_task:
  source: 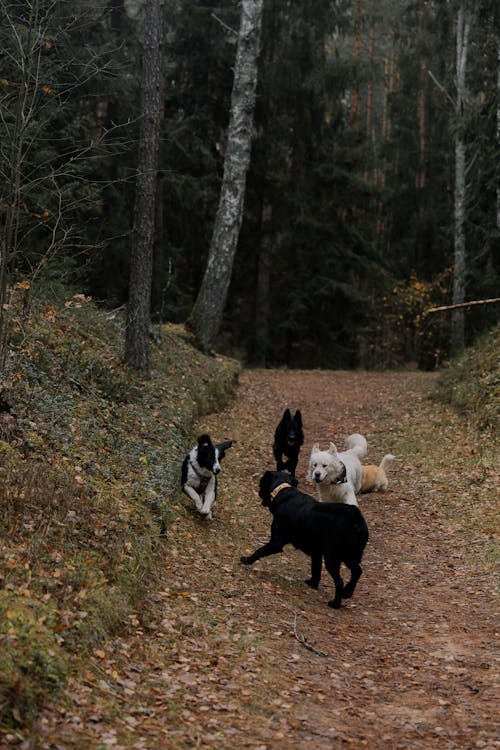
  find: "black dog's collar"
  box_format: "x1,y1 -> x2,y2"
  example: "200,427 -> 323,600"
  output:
330,462 -> 347,486
270,482 -> 292,501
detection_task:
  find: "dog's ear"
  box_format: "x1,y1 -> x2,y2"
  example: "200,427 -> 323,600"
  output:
294,410 -> 302,425
198,433 -> 212,446
310,442 -> 319,454
328,442 -> 338,455
258,471 -> 273,504
216,439 -> 233,459
282,408 -> 291,421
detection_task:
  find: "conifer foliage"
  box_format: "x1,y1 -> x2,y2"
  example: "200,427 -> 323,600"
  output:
0,0 -> 498,368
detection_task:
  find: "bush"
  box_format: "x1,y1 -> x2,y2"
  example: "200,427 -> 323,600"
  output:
435,322 -> 500,431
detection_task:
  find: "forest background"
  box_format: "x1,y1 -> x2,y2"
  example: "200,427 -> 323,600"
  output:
1,0 -> 499,370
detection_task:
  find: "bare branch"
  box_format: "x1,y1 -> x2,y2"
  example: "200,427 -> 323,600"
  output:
425,298 -> 500,315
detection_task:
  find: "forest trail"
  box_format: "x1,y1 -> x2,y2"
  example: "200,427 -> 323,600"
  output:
38,370 -> 497,750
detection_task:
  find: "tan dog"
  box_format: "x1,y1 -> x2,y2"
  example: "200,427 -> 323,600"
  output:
361,454 -> 395,493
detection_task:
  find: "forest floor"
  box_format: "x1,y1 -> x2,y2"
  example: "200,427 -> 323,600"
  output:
23,370 -> 498,750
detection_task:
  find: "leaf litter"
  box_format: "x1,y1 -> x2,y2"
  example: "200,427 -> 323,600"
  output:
16,369 -> 500,749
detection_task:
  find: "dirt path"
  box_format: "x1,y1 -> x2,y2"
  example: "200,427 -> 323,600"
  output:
36,370 -> 498,750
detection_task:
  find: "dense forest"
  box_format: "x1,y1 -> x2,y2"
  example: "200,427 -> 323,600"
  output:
0,0 -> 499,370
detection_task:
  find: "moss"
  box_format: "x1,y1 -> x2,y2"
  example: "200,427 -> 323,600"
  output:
0,288 -> 240,728
0,593 -> 67,727
435,323 -> 499,431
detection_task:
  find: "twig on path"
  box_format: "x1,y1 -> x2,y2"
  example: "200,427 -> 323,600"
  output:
292,612 -> 328,657
269,597 -> 328,657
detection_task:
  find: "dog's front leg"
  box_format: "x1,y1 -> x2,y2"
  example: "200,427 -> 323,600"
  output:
183,485 -> 204,513
240,539 -> 284,565
305,553 -> 322,589
200,477 -> 216,520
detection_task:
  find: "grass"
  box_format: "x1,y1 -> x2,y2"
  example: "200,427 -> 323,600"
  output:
0,286 -> 240,730
386,329 -> 499,574
434,322 -> 500,432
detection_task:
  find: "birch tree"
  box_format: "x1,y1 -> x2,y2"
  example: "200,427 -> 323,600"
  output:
451,1 -> 471,355
124,0 -> 164,374
189,0 -> 264,353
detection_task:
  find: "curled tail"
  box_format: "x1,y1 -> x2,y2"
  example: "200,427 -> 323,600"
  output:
345,433 -> 368,459
379,453 -> 395,471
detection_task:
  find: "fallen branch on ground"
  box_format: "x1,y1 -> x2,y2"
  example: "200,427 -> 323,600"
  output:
292,612 -> 328,657
425,297 -> 500,314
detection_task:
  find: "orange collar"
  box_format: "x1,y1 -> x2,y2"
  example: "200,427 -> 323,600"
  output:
270,482 -> 292,501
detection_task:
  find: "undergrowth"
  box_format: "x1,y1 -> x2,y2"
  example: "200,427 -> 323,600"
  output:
434,322 -> 499,432
0,286 -> 239,731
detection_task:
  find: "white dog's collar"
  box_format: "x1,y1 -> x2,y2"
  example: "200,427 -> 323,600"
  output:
330,462 -> 347,485
270,482 -> 292,501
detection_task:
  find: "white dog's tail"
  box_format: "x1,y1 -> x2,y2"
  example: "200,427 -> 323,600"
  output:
379,453 -> 395,471
345,433 -> 368,459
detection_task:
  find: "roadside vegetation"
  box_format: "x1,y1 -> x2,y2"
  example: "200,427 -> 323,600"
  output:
0,284 -> 497,734
0,285 -> 239,729
388,322 -> 499,574
435,321 -> 500,432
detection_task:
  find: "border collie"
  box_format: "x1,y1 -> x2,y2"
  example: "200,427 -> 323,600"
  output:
181,434 -> 232,520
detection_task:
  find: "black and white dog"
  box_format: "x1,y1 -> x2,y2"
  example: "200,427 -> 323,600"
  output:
181,434 -> 232,520
273,408 -> 304,476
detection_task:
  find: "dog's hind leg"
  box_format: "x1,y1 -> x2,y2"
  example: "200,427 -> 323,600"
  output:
324,553 -> 344,609
305,553 -> 322,589
342,561 -> 362,599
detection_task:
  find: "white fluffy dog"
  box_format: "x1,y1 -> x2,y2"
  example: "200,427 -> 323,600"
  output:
309,434 -> 367,507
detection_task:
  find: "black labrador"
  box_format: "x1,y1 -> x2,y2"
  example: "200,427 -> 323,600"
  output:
241,470 -> 368,609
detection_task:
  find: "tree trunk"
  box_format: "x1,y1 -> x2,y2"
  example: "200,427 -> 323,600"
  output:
350,0 -> 363,131
189,0 -> 264,353
124,0 -> 164,375
451,3 -> 471,356
497,33 -> 500,231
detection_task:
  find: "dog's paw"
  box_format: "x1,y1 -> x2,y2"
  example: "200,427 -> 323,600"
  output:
328,598 -> 342,609
342,588 -> 354,599
304,578 -> 319,589
240,555 -> 251,565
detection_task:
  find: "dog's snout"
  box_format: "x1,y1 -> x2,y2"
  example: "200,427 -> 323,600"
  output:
214,466 -> 221,474
314,472 -> 321,482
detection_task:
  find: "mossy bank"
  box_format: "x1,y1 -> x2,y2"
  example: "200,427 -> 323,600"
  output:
0,287 -> 239,730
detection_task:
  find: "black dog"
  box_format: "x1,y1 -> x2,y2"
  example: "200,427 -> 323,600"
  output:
273,408 -> 304,476
241,470 -> 368,609
181,434 -> 233,520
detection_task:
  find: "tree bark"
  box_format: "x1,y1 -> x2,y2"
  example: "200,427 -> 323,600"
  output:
451,3 -> 471,356
497,32 -> 500,231
124,0 -> 164,375
189,0 -> 264,353
350,0 -> 363,131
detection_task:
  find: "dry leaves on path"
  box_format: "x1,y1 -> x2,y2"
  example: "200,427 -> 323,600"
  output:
30,370 -> 498,750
